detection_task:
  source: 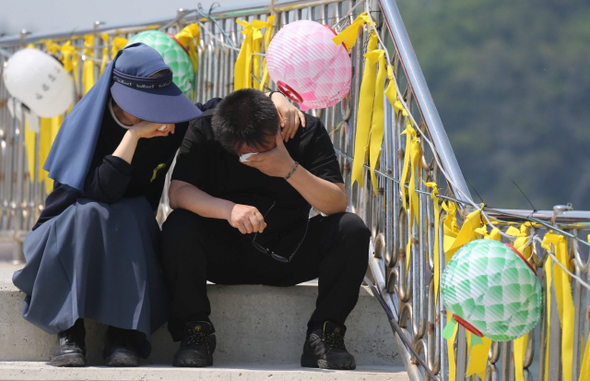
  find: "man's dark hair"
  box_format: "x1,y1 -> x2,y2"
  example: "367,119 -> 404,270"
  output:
212,88 -> 279,154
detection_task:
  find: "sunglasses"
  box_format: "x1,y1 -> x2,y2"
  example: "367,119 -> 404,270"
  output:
251,202 -> 309,263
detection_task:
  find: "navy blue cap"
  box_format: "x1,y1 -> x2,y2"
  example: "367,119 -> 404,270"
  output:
110,42 -> 201,124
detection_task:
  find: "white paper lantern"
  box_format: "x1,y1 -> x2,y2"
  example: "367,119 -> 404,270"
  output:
3,48 -> 74,118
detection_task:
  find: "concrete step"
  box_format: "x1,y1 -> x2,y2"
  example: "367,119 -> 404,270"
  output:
0,263 -> 405,370
0,362 -> 409,381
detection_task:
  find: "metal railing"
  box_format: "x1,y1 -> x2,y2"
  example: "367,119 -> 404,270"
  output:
1,0 -> 589,380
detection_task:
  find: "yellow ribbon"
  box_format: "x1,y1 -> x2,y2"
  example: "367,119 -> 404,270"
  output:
175,24 -> 201,72
541,232 -> 574,381
24,117 -> 36,186
581,235 -> 590,381
543,254 -> 552,380
513,334 -> 528,381
442,201 -> 460,264
100,33 -> 110,75
505,224 -> 533,285
466,332 -> 492,379
399,119 -> 422,272
367,49 -> 386,193
351,32 -> 379,188
257,16 -> 276,90
486,227 -> 501,241
24,114 -> 63,193
83,34 -> 95,95
332,12 -> 376,53
41,39 -> 61,56
42,115 -> 63,192
580,328 -> 590,380
401,121 -> 421,224
61,41 -> 80,90
384,65 -> 409,117
252,17 -> 275,89
110,36 -> 129,60
424,182 -> 440,305
444,205 -> 484,259
234,18 -> 272,90
446,313 -> 458,381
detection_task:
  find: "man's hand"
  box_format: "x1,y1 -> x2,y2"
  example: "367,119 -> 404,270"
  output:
269,92 -> 306,142
229,204 -> 267,234
241,134 -> 295,178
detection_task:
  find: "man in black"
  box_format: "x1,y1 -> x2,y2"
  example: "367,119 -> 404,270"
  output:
161,88 -> 369,369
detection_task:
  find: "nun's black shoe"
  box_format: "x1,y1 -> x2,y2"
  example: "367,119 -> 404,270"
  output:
173,321 -> 216,367
50,319 -> 87,367
103,327 -> 140,367
301,321 -> 356,370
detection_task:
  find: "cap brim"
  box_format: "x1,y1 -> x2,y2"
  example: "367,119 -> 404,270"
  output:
110,81 -> 202,124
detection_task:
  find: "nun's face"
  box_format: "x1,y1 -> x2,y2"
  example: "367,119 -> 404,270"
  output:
111,101 -> 143,126
118,109 -> 143,126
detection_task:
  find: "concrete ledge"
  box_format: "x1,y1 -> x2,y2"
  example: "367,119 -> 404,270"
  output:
0,263 -> 402,368
0,362 -> 409,381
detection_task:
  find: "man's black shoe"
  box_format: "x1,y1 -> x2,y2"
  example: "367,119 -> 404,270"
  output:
103,326 -> 140,367
173,321 -> 216,367
50,319 -> 87,367
301,321 -> 356,370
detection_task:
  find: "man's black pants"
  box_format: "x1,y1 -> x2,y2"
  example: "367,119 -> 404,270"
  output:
161,209 -> 370,341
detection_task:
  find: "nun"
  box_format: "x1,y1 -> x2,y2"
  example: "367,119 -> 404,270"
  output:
12,42 -> 303,367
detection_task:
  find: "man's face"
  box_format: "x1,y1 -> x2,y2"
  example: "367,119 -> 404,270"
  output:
235,134 -> 277,156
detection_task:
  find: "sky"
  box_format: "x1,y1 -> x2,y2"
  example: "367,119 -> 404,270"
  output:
0,0 -> 244,38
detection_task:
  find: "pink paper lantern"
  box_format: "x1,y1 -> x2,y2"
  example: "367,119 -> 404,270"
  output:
266,20 -> 352,111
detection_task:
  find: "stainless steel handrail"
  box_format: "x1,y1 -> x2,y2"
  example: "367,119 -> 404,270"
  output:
378,0 -> 472,205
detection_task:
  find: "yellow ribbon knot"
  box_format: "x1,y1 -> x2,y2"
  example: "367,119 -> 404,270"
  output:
60,41 -> 80,91
83,34 -> 96,95
332,12 -> 376,53
110,36 -> 129,60
175,23 -> 201,73
234,17 -> 274,91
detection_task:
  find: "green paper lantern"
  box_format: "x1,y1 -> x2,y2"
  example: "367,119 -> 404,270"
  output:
441,239 -> 543,341
127,30 -> 195,98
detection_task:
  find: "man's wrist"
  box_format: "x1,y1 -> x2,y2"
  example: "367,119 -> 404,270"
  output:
284,161 -> 299,180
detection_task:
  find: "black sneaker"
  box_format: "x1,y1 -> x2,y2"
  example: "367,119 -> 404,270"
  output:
50,319 -> 87,367
173,321 -> 216,367
301,321 -> 356,370
103,327 -> 140,367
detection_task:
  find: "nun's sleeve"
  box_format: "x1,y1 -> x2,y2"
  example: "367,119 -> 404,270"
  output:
82,155 -> 133,203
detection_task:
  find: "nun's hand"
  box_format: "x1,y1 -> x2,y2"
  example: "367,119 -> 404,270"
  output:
269,92 -> 305,143
130,121 -> 176,139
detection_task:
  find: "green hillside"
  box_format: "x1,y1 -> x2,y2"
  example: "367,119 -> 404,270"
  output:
396,0 -> 590,210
